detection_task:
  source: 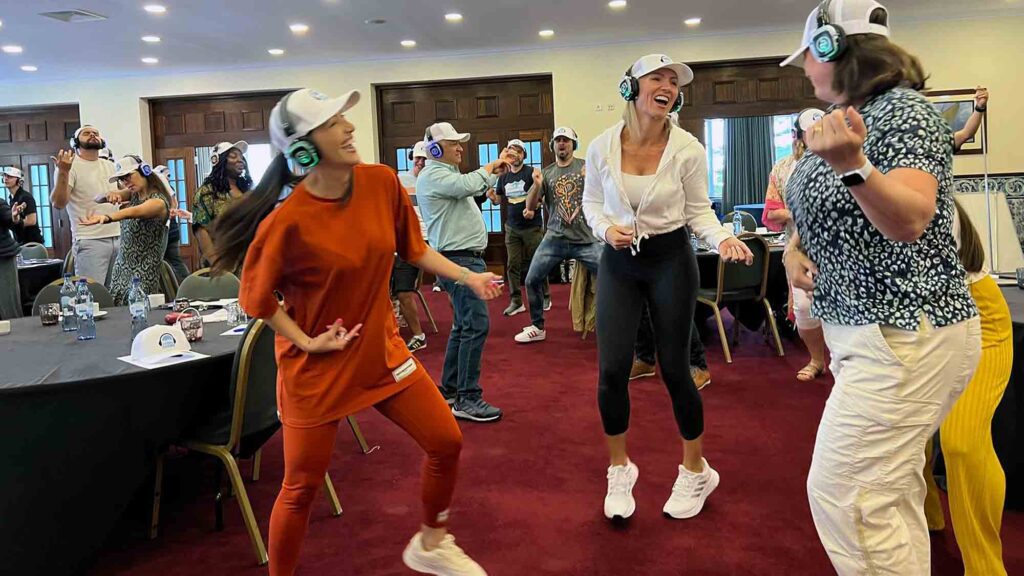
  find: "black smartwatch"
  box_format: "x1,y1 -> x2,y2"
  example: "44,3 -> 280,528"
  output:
839,160 -> 874,188
975,105 -> 987,113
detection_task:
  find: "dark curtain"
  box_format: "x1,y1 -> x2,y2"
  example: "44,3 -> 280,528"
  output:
723,116 -> 774,215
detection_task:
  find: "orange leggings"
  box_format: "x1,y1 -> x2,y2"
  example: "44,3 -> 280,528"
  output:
268,377 -> 463,576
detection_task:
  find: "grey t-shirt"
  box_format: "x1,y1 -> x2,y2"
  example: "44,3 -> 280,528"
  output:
541,158 -> 594,244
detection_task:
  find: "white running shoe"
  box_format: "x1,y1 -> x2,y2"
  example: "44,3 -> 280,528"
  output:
402,532 -> 487,576
662,458 -> 719,519
514,325 -> 546,343
604,460 -> 639,520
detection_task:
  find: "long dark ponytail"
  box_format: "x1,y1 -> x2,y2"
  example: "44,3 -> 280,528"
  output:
211,153 -> 301,275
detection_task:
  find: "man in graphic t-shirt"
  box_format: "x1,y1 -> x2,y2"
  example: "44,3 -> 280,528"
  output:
50,125 -> 120,285
514,127 -> 599,343
489,139 -> 549,317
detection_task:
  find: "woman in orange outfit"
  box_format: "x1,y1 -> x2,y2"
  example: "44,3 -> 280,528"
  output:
213,88 -> 504,576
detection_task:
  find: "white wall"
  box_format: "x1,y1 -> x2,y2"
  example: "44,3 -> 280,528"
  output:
3,14 -> 1021,176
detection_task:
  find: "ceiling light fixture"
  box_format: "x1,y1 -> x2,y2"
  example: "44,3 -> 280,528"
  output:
365,18 -> 386,25
684,17 -> 702,26
289,23 -> 309,34
445,12 -> 463,22
21,65 -> 37,72
268,48 -> 285,56
401,39 -> 417,47
141,57 -> 159,64
538,29 -> 554,38
608,0 -> 627,9
143,4 -> 167,14
141,35 -> 161,43
2,45 -> 23,54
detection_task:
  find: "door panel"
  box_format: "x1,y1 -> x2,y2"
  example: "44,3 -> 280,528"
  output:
155,147 -> 199,272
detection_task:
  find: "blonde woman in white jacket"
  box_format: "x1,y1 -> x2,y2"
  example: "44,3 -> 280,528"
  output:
583,54 -> 753,522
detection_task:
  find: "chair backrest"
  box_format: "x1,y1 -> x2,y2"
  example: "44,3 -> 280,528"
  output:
711,233 -> 770,303
721,211 -> 758,232
176,270 -> 240,300
227,319 -> 281,451
62,250 -> 75,276
159,260 -> 179,301
33,276 -> 115,312
19,243 -> 48,260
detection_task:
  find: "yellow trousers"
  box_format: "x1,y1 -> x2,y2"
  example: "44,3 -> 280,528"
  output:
925,276 -> 1013,576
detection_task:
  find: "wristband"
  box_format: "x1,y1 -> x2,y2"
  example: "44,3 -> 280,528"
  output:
454,267 -> 469,286
975,105 -> 986,113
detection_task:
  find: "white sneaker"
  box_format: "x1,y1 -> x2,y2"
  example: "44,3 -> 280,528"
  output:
514,325 -> 546,343
662,458 -> 719,519
402,532 -> 487,576
604,460 -> 639,520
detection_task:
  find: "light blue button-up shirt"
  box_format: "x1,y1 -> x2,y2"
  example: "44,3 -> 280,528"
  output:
416,160 -> 496,252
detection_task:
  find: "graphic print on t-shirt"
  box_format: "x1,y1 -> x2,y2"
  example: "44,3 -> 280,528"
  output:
553,171 -> 585,225
504,178 -> 529,203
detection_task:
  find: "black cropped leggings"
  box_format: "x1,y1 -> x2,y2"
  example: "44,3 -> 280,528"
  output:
595,226 -> 704,440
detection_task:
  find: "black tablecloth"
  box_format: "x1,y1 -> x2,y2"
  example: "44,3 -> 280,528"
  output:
0,308 -> 240,575
17,258 -> 63,315
996,285 -> 1024,509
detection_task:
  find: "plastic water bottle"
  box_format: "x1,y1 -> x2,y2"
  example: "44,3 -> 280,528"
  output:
128,277 -> 149,340
60,274 -> 79,332
75,279 -> 96,341
732,211 -> 743,235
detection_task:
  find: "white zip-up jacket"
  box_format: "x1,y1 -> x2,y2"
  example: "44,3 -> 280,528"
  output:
582,120 -> 733,252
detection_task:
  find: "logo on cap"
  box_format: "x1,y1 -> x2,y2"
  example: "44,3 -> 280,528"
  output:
159,333 -> 177,348
309,90 -> 328,101
660,55 -> 671,64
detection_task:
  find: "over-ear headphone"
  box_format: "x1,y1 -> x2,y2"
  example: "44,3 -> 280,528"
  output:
70,125 -> 107,150
618,65 -> 683,114
127,154 -> 153,177
424,128 -> 444,159
810,0 -> 847,63
280,92 -> 321,168
549,130 -> 579,152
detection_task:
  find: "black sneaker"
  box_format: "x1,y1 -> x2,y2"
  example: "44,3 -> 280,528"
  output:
438,387 -> 457,405
407,335 -> 426,353
452,398 -> 503,422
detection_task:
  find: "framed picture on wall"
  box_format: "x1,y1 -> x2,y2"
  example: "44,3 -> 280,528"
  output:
924,88 -> 986,156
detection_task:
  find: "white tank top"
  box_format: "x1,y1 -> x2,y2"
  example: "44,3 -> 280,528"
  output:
621,173 -> 655,212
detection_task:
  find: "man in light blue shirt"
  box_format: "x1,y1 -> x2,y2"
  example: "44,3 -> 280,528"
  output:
417,122 -> 512,423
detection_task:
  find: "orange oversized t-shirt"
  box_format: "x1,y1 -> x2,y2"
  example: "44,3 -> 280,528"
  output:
239,163 -> 430,428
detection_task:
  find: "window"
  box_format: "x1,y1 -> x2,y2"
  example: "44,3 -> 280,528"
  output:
165,159 -> 189,245
29,164 -> 54,248
772,113 -> 798,163
704,119 -> 726,200
477,143 -> 502,233
396,147 -> 413,173
524,140 -> 543,169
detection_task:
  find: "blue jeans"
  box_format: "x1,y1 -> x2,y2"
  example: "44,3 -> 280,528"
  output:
525,236 -> 602,330
436,256 -> 490,401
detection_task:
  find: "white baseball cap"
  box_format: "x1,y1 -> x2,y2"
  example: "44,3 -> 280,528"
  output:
796,108 -> 826,133
108,155 -> 152,183
506,139 -> 527,153
551,126 -> 578,143
269,89 -> 361,152
131,324 -> 192,365
1,166 -> 23,180
628,54 -> 694,86
425,122 -> 470,143
211,141 -> 249,165
151,166 -> 177,198
411,141 -> 428,159
780,0 -> 891,68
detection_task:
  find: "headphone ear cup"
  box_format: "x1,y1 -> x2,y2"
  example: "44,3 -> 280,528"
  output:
428,141 -> 443,159
671,92 -> 684,114
288,140 -> 320,168
619,76 -> 639,102
140,164 -> 153,177
811,24 -> 846,62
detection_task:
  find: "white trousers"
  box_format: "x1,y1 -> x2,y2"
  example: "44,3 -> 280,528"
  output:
809,316 -> 981,575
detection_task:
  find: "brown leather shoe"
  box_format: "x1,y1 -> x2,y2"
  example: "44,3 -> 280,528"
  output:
629,360 -> 656,380
691,367 -> 711,390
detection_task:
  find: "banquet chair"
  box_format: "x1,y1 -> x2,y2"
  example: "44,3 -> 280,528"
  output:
62,250 -> 75,276
720,210 -> 758,232
696,233 -> 784,363
32,277 -> 114,312
159,260 -> 179,301
413,269 -> 439,334
176,267 -> 241,300
19,242 -> 49,260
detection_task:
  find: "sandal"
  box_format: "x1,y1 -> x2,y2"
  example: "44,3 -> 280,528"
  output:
796,361 -> 826,382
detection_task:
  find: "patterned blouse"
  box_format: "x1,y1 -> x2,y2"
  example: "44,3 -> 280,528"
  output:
191,183 -> 245,230
786,87 -> 976,331
763,154 -> 798,232
108,195 -> 170,305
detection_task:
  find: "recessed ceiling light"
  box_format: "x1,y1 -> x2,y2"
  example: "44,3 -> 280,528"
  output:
289,23 -> 309,34
401,39 -> 417,47
365,18 -> 386,25
268,48 -> 285,56
2,45 -> 23,54
684,17 -> 702,26
21,65 -> 37,72
538,29 -> 555,38
608,0 -> 627,9
141,35 -> 161,43
141,57 -> 159,64
445,12 -> 463,22
144,4 -> 167,14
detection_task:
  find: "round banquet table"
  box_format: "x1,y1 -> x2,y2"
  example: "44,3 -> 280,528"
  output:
0,307 -> 241,575
16,257 -> 63,315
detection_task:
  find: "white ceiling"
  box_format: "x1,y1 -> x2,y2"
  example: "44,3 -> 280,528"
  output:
0,0 -> 1021,83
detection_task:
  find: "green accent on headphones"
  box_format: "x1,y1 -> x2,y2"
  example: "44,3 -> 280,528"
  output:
280,92 -> 321,168
618,65 -> 683,113
810,0 -> 847,63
